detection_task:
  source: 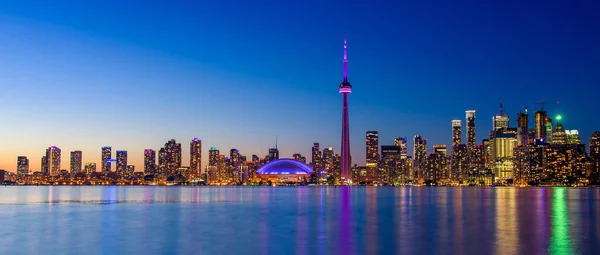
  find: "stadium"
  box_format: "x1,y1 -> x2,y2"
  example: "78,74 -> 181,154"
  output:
256,159 -> 312,183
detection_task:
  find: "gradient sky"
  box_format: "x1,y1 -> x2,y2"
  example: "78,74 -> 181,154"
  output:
1,1 -> 599,172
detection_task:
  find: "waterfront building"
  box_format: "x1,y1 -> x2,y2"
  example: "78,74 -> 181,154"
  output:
452,120 -> 462,148
517,110 -> 529,145
451,144 -> 467,183
466,110 -> 476,166
70,151 -> 82,174
46,146 -> 61,176
590,132 -> 600,183
535,110 -> 547,141
101,146 -> 112,173
17,156 -> 29,176
394,137 -> 408,159
366,131 -> 379,182
158,139 -> 181,177
190,138 -> 202,178
144,149 -> 156,175
311,143 -> 322,181
493,128 -> 518,180
379,145 -> 400,184
413,135 -> 427,182
256,159 -> 312,184
116,150 -> 128,176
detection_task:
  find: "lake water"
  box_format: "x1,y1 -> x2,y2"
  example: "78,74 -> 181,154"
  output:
0,186 -> 598,254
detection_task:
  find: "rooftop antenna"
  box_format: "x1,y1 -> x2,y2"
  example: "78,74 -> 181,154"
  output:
275,135 -> 278,149
500,101 -> 504,115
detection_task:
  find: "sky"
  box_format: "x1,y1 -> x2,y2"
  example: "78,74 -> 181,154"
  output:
0,0 -> 599,172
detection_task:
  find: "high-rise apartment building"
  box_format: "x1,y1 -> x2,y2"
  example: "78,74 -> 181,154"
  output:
413,135 -> 427,181
41,156 -> 48,175
158,139 -> 181,177
517,110 -> 529,145
380,145 -> 401,184
394,137 -> 408,159
492,103 -> 509,131
46,146 -> 61,176
70,151 -> 82,174
311,143 -> 322,178
116,150 -> 128,176
452,120 -> 462,147
322,147 -> 334,176
190,138 -> 202,177
366,131 -> 379,181
17,156 -> 29,176
590,132 -> 600,183
466,110 -> 476,167
101,146 -> 112,173
144,149 -> 156,175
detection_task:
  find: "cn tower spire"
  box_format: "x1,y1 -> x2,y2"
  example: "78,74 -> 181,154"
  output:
343,32 -> 348,82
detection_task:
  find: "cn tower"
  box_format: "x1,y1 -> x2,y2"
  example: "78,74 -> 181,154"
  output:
339,33 -> 352,183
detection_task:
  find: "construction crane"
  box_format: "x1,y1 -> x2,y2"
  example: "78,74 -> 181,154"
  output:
535,100 -> 559,111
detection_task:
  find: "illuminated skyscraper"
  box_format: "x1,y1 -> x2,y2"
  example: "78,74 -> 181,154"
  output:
339,33 -> 352,182
380,145 -> 401,184
70,151 -> 82,174
41,156 -> 48,175
116,150 -> 128,176
209,148 -> 220,166
452,120 -> 462,147
413,135 -> 427,181
311,143 -> 322,179
101,146 -> 112,173
84,163 -> 96,175
322,147 -> 334,176
451,144 -> 467,182
551,115 -> 566,145
466,110 -> 476,166
46,146 -> 61,176
565,130 -> 581,145
493,128 -> 518,179
190,138 -> 202,177
144,149 -> 156,175
366,131 -> 379,164
517,110 -> 529,145
158,139 -> 182,177
394,137 -> 408,159
535,110 -> 547,141
268,147 -> 279,162
590,132 -> 600,183
366,131 -> 379,181
17,156 -> 29,176
492,102 -> 509,131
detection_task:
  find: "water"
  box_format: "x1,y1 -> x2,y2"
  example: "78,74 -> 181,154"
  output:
0,187 -> 598,255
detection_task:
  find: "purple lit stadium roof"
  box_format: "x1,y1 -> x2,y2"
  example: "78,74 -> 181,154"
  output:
257,159 -> 312,175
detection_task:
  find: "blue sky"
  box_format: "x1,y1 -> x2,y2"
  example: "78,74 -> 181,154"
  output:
0,1 -> 599,171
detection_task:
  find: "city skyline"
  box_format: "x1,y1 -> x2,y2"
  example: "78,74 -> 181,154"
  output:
1,2 -> 599,172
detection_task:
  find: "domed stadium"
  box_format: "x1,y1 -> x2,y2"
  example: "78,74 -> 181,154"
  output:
257,159 -> 312,183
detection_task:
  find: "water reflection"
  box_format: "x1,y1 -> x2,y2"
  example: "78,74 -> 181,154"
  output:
0,187 -> 598,255
549,188 -> 572,254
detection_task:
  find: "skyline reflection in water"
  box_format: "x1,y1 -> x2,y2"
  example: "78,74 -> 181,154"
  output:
0,187 -> 598,255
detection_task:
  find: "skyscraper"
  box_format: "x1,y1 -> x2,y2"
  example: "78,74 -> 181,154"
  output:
466,110 -> 476,168
209,148 -> 220,166
101,146 -> 112,173
322,147 -> 334,176
41,156 -> 48,175
413,135 -> 427,181
45,146 -> 61,176
159,139 -> 181,177
565,130 -> 581,145
190,138 -> 202,177
590,132 -> 600,183
339,33 -> 352,183
517,110 -> 529,145
268,147 -> 279,162
535,110 -> 547,141
17,156 -> 29,176
492,102 -> 509,131
493,128 -> 518,179
116,150 -> 128,176
452,120 -> 462,148
70,151 -> 82,174
394,137 -> 408,159
545,117 -> 553,143
551,115 -> 567,145
380,145 -> 401,184
366,131 -> 379,180
311,143 -> 322,179
144,149 -> 156,175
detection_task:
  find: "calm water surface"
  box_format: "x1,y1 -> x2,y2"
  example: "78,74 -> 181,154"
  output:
0,187 -> 598,254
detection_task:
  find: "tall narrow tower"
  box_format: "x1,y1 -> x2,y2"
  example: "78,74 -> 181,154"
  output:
339,33 -> 352,183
